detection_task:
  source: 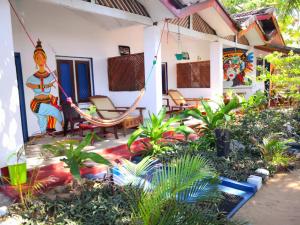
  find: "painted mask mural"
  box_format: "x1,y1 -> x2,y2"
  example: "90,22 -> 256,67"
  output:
26,40 -> 63,134
223,48 -> 254,87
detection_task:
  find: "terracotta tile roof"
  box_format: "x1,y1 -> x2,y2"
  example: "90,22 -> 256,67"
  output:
232,7 -> 275,26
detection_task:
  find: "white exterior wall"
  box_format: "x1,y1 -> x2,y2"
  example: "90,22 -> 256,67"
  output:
143,26 -> 162,115
0,0 -> 24,168
210,42 -> 224,101
11,0 -> 146,136
161,33 -> 212,102
10,0 -> 269,138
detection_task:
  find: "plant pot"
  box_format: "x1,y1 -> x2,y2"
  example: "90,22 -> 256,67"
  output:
8,163 -> 27,185
215,128 -> 231,157
175,53 -> 183,60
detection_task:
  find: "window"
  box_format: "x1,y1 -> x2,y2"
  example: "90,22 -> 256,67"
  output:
56,57 -> 93,103
177,61 -> 210,88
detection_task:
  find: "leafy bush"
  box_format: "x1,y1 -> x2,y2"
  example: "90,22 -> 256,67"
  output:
157,141 -> 265,182
241,90 -> 268,113
257,136 -> 293,169
9,181 -> 136,225
229,108 -> 300,144
183,97 -> 240,145
117,155 -> 245,225
184,97 -> 240,133
43,133 -> 111,180
127,107 -> 194,156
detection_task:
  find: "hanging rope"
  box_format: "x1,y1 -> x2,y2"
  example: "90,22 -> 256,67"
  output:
9,0 -> 167,127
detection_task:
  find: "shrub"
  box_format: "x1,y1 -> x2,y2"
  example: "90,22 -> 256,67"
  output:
127,107 -> 194,156
9,181 -> 136,225
43,133 -> 111,180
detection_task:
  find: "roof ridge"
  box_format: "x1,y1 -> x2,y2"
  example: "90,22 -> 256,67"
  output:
232,6 -> 275,18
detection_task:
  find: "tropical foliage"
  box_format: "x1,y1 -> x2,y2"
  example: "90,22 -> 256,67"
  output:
221,0 -> 300,46
43,133 -> 111,180
127,107 -> 194,156
9,181 -> 136,225
261,52 -> 300,101
183,97 -> 240,136
118,155 -> 219,225
257,136 -> 293,167
241,90 -> 268,113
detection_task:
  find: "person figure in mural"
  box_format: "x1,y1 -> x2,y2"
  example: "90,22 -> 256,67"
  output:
26,39 -> 63,134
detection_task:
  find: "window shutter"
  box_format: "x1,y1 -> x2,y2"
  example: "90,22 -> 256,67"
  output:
177,61 -> 210,88
108,53 -> 145,91
177,63 -> 191,88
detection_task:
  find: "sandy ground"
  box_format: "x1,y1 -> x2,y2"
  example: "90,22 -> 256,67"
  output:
234,169 -> 300,225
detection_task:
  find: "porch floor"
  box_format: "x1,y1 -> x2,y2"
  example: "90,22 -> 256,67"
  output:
25,117 -> 201,169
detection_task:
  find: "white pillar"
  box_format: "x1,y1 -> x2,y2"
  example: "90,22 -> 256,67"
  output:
143,25 -> 162,115
0,0 -> 24,169
210,41 -> 223,101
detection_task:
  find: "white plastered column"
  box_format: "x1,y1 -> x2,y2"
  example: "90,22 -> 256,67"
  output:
143,25 -> 162,115
0,0 -> 24,170
210,41 -> 224,101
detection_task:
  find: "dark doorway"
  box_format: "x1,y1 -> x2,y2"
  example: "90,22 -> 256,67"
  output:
162,62 -> 168,94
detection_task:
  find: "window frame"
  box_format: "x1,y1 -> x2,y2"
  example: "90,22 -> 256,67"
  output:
56,56 -> 94,103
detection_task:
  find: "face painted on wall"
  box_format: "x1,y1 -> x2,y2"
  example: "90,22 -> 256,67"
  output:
34,52 -> 47,68
223,49 -> 253,87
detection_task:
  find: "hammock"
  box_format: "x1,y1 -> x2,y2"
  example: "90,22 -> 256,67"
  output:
9,0 -> 167,127
69,88 -> 145,127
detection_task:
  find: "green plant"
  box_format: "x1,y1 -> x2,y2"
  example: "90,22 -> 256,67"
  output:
157,141 -> 265,182
123,155 -> 219,225
241,90 -> 268,113
183,97 -> 239,143
9,180 -> 136,225
261,51 -> 300,102
6,145 -> 45,209
43,133 -> 111,180
86,105 -> 97,116
257,136 -> 293,168
185,97 -> 239,131
127,107 -> 194,156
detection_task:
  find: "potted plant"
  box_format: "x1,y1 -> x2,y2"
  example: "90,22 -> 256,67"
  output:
7,146 -> 27,186
183,97 -> 240,156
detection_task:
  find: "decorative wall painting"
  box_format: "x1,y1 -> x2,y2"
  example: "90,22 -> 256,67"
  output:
223,48 -> 254,87
26,40 -> 63,134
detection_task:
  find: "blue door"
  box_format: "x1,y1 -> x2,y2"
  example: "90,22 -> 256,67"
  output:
14,53 -> 29,142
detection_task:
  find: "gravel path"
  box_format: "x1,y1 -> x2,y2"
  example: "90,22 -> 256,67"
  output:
234,169 -> 300,225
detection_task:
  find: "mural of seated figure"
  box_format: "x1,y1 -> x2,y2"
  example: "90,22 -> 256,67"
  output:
26,40 -> 63,134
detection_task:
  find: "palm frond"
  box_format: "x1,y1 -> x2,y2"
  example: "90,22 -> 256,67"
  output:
134,155 -> 218,225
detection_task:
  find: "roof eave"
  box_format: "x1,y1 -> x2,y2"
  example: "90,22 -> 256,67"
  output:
160,0 -> 238,34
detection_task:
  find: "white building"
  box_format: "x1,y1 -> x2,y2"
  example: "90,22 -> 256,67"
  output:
0,0 -> 287,169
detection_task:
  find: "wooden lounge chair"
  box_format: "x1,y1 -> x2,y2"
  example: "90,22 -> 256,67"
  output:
89,95 -> 145,138
167,89 -> 209,112
61,100 -> 85,136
